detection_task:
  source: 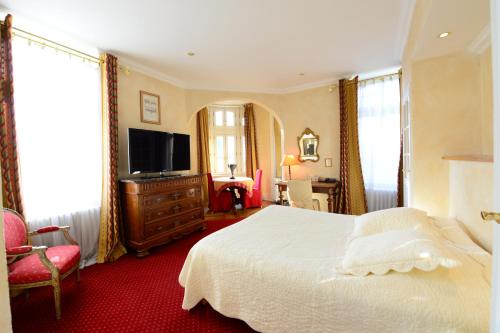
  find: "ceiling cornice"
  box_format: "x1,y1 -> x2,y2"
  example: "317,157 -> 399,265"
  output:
467,24 -> 491,54
395,0 -> 417,60
117,55 -> 187,89
117,54 -> 344,94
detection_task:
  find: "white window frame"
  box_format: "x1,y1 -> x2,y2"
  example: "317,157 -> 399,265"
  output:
208,105 -> 246,176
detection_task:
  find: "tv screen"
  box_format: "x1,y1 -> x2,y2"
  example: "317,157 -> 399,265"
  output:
128,128 -> 190,174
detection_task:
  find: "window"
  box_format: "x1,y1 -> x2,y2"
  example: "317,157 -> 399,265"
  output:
12,36 -> 102,222
208,105 -> 245,175
358,74 -> 400,212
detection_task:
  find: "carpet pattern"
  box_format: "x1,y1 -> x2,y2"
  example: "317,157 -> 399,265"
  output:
11,218 -> 255,333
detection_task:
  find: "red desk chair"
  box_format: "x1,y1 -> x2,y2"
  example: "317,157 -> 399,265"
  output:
3,208 -> 81,320
244,169 -> 263,208
207,173 -> 233,212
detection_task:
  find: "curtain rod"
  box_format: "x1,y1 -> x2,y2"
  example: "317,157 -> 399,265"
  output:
1,21 -> 102,64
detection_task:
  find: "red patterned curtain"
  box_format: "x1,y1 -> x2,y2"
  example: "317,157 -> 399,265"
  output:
0,14 -> 23,215
97,54 -> 126,263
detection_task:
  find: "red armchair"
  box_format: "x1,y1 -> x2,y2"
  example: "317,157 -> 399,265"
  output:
207,173 -> 234,212
244,169 -> 263,208
3,208 -> 81,320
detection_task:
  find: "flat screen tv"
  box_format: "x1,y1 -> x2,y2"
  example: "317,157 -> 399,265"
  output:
128,128 -> 190,174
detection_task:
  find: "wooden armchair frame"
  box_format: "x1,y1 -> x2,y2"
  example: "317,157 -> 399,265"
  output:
4,208 -> 80,320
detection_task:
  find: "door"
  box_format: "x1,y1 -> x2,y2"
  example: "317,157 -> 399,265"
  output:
490,0 -> 500,331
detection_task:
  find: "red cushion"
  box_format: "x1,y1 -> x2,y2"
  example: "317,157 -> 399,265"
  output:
6,245 -> 33,255
3,210 -> 27,249
35,226 -> 60,234
8,245 -> 80,284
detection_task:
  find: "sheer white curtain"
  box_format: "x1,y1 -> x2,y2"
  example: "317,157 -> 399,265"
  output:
358,74 -> 400,212
12,37 -> 102,266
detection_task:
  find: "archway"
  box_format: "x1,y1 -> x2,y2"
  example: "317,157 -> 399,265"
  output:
189,98 -> 284,205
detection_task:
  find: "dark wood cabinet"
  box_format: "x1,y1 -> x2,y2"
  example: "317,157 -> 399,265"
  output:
120,175 -> 205,257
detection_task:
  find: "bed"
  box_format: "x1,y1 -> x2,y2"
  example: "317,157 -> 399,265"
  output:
179,205 -> 491,332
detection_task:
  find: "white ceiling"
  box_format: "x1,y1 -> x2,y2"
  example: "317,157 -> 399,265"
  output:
1,0 -> 415,93
412,0 -> 490,60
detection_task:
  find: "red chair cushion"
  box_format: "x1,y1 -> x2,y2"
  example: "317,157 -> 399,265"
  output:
6,245 -> 33,255
8,245 -> 80,284
35,226 -> 60,234
3,210 -> 27,249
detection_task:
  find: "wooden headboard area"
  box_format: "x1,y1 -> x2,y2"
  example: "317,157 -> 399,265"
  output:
447,156 -> 493,252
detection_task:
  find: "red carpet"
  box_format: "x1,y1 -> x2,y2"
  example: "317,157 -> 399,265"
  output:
11,218 -> 256,333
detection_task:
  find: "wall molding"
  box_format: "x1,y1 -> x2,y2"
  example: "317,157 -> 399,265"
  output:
116,58 -> 399,95
117,55 -> 187,89
395,0 -> 417,60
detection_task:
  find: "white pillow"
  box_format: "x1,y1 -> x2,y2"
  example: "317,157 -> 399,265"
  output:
351,207 -> 428,240
341,228 -> 460,276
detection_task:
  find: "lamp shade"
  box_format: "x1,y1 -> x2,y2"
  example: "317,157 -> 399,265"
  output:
281,154 -> 300,166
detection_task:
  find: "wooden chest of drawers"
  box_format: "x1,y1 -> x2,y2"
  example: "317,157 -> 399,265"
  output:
120,175 -> 205,257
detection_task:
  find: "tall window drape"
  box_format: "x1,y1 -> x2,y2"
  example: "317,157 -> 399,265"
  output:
244,103 -> 258,179
339,77 -> 367,215
97,53 -> 126,263
197,107 -> 211,205
12,31 -> 102,266
358,74 -> 401,212
397,69 -> 404,207
0,14 -> 23,215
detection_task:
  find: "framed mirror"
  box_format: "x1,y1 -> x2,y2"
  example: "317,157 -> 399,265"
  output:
297,128 -> 319,162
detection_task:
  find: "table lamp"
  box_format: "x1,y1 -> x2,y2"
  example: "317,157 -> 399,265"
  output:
281,154 -> 300,180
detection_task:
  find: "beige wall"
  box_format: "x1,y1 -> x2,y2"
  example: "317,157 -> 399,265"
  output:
449,160 -> 493,252
185,86 -> 340,179
281,86 -> 340,180
117,68 -> 340,203
411,53 -> 484,216
401,0 -> 493,216
117,70 -> 196,178
479,47 -> 493,155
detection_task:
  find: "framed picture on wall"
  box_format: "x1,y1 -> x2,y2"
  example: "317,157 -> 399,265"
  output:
140,90 -> 161,125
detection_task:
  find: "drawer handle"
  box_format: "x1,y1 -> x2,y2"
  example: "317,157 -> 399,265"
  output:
156,211 -> 165,217
172,205 -> 182,213
173,220 -> 181,227
156,225 -> 164,231
156,198 -> 164,203
170,192 -> 181,200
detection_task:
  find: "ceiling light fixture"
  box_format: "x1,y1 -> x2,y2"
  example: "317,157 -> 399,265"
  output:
438,32 -> 450,38
187,52 -> 195,56
299,73 -> 305,76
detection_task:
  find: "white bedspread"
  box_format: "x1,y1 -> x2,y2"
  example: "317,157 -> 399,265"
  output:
179,205 -> 490,332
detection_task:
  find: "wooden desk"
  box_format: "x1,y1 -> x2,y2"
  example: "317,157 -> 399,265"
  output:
276,180 -> 340,213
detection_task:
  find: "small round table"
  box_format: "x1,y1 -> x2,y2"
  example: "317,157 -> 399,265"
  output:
213,176 -> 254,214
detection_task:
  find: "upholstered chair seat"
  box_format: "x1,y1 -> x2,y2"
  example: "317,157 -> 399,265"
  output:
8,245 -> 80,284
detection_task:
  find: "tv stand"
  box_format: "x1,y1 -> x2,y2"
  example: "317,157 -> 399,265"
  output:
120,175 -> 205,257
